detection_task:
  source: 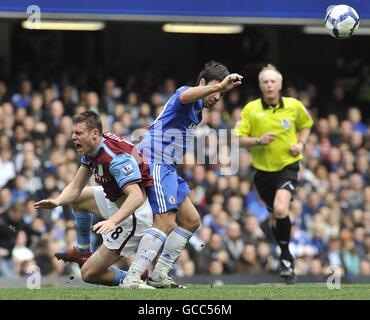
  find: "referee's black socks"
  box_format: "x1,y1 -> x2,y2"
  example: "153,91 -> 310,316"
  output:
272,216 -> 293,261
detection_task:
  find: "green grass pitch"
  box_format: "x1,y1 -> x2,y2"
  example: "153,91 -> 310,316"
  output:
0,284 -> 369,300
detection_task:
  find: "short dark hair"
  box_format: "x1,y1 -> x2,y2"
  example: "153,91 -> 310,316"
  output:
196,61 -> 230,85
72,111 -> 103,134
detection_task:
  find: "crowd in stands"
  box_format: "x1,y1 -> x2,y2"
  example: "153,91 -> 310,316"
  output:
1,75 -> 370,282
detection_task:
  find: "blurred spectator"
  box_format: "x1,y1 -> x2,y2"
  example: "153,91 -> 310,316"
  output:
359,260 -> 370,276
34,238 -> 63,276
226,195 -> 245,224
324,84 -> 348,119
321,236 -> 342,268
208,260 -> 224,276
235,244 -> 263,274
196,233 -> 232,274
0,188 -> 12,215
61,84 -> 79,116
0,149 -> 16,188
0,203 -> 29,277
160,78 -> 176,104
308,258 -> 324,280
11,175 -> 30,205
125,91 -> 140,121
29,93 -> 44,122
102,78 -> 121,114
223,221 -> 244,262
44,100 -> 65,139
85,91 -> 102,114
341,239 -> 361,277
348,107 -> 366,136
256,241 -> 273,272
242,215 -> 265,244
12,230 -> 35,277
0,80 -> 10,103
11,79 -> 32,109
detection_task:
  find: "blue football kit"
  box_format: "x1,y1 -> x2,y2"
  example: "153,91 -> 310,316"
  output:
140,86 -> 203,214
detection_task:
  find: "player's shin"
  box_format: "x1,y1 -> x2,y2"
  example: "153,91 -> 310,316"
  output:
73,210 -> 93,254
272,215 -> 293,261
126,227 -> 167,280
150,226 -> 193,280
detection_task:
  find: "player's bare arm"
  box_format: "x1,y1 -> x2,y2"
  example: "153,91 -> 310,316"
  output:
92,183 -> 144,234
180,73 -> 243,104
34,166 -> 91,209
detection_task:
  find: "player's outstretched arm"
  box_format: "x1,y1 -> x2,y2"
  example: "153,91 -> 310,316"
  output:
34,166 -> 91,209
180,73 -> 243,104
93,183 -> 144,234
33,198 -> 60,209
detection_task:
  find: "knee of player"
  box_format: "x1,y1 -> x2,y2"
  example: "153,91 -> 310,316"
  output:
191,216 -> 201,230
153,212 -> 177,234
81,266 -> 98,283
273,204 -> 288,218
70,200 -> 82,212
179,215 -> 201,232
158,219 -> 177,235
168,219 -> 179,233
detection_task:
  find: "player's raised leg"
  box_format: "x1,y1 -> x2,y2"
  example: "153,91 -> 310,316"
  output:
55,187 -> 101,266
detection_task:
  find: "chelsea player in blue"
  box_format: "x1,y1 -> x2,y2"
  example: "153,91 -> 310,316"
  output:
121,61 -> 243,288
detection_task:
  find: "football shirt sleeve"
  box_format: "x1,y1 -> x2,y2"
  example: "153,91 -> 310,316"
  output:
295,100 -> 313,130
234,104 -> 251,136
176,86 -> 193,106
109,153 -> 142,190
80,155 -> 89,168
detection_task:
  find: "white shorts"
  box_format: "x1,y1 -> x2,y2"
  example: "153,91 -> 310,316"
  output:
93,186 -> 153,256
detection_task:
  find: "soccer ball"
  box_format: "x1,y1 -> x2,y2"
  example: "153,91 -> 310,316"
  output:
325,4 -> 359,39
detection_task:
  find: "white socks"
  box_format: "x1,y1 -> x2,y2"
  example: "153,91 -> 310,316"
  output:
126,227 -> 167,280
151,226 -> 193,280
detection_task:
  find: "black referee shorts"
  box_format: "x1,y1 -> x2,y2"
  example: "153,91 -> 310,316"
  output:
253,161 -> 300,212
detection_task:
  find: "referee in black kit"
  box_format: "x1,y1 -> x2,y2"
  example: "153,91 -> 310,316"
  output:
234,64 -> 313,283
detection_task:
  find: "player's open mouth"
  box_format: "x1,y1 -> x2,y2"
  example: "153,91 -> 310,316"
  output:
205,100 -> 216,107
75,143 -> 82,150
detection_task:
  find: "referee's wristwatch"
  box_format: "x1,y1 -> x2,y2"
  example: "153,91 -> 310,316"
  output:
299,141 -> 306,149
255,137 -> 261,145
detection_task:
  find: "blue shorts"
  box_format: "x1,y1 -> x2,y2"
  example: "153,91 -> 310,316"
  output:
146,162 -> 190,214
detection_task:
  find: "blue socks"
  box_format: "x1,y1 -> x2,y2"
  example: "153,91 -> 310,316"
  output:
110,265 -> 128,285
73,211 -> 93,254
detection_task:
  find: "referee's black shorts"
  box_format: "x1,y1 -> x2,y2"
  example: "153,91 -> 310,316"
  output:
253,161 -> 300,212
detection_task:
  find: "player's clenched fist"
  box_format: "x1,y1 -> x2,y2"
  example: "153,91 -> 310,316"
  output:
220,73 -> 243,90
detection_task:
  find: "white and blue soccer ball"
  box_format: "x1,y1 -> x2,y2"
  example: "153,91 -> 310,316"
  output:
325,4 -> 359,39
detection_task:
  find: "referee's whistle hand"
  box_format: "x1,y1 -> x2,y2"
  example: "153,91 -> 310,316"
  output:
289,143 -> 303,156
260,133 -> 276,145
